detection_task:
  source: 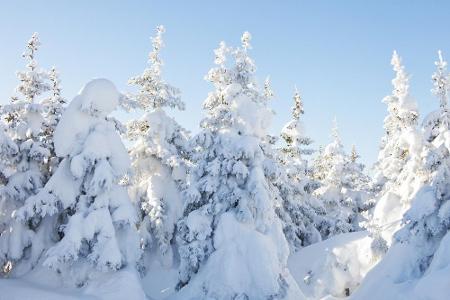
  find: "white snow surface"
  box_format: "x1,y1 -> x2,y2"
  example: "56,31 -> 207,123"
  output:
0,267 -> 145,300
288,231 -> 377,300
173,212 -> 306,300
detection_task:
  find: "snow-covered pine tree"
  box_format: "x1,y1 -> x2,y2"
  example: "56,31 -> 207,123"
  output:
311,145 -> 325,182
312,119 -> 362,237
280,88 -> 314,176
0,128 -> 18,275
372,51 -> 419,193
17,79 -> 140,286
354,51 -> 450,300
315,119 -> 346,188
396,50 -> 450,271
423,50 -> 450,142
275,88 -> 326,250
127,25 -> 189,269
342,145 -> 371,206
40,67 -> 66,175
9,67 -> 67,277
369,51 -> 424,248
0,33 -> 52,275
174,32 -> 304,299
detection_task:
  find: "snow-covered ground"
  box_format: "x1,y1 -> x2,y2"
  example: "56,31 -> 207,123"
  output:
0,267 -> 145,300
288,231 -> 377,300
0,231 -> 375,300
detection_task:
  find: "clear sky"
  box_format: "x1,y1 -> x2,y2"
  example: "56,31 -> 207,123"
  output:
1,1 -> 449,166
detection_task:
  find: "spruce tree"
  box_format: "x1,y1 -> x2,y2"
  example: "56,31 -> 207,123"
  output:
175,33 -> 304,299
312,119 -> 358,236
372,51 -> 419,193
355,51 -> 450,299
370,52 -> 424,248
127,25 -> 189,269
396,50 -> 450,268
20,79 -> 140,286
0,33 -> 52,275
276,88 -> 325,250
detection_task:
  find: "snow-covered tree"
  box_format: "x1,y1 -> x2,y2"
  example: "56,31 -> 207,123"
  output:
16,79 -> 140,286
423,50 -> 450,142
343,145 -> 371,201
41,67 -> 66,174
369,52 -> 424,248
372,51 -> 419,193
174,32 -> 304,299
312,120 -> 368,237
0,33 -> 52,275
275,88 -> 326,250
354,51 -> 450,300
312,120 -> 355,234
318,119 -> 347,187
280,88 -> 314,175
396,50 -> 450,263
127,25 -> 189,269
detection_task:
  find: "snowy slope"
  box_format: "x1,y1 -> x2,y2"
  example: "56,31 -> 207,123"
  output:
0,279 -> 90,300
289,231 -> 377,300
0,267 -> 145,300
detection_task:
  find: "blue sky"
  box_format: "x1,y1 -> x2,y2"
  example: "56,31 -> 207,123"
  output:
1,1 -> 449,166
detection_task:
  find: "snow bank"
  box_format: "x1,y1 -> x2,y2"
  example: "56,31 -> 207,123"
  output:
141,257 -> 179,300
289,231 -> 378,299
0,267 -> 145,300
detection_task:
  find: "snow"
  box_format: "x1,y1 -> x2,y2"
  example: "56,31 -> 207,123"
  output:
0,267 -> 145,300
0,279 -> 89,300
232,92 -> 273,138
414,231 -> 450,299
405,186 -> 437,221
2,30 -> 450,300
141,258 -> 179,300
289,231 -> 376,299
371,191 -> 403,243
174,212 -> 305,300
350,242 -> 421,300
55,79 -> 130,178
79,78 -> 120,116
185,210 -> 212,240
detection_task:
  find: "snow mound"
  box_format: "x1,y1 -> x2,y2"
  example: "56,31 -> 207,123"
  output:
54,79 -> 129,175
413,231 -> 450,299
78,78 -> 120,115
231,93 -> 273,138
141,257 -> 179,300
288,231 -> 378,299
0,267 -> 145,300
54,79 -> 120,157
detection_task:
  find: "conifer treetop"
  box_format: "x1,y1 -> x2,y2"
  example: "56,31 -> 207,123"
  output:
128,25 -> 183,111
388,51 -> 418,122
15,32 -> 50,103
331,117 -> 341,145
23,32 -> 40,71
241,31 -> 252,51
292,87 -> 304,120
264,76 -> 274,100
350,144 -> 359,163
48,67 -> 63,103
390,50 -> 410,101
432,50 -> 450,110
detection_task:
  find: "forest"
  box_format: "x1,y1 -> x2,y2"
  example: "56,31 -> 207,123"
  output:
0,26 -> 449,300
